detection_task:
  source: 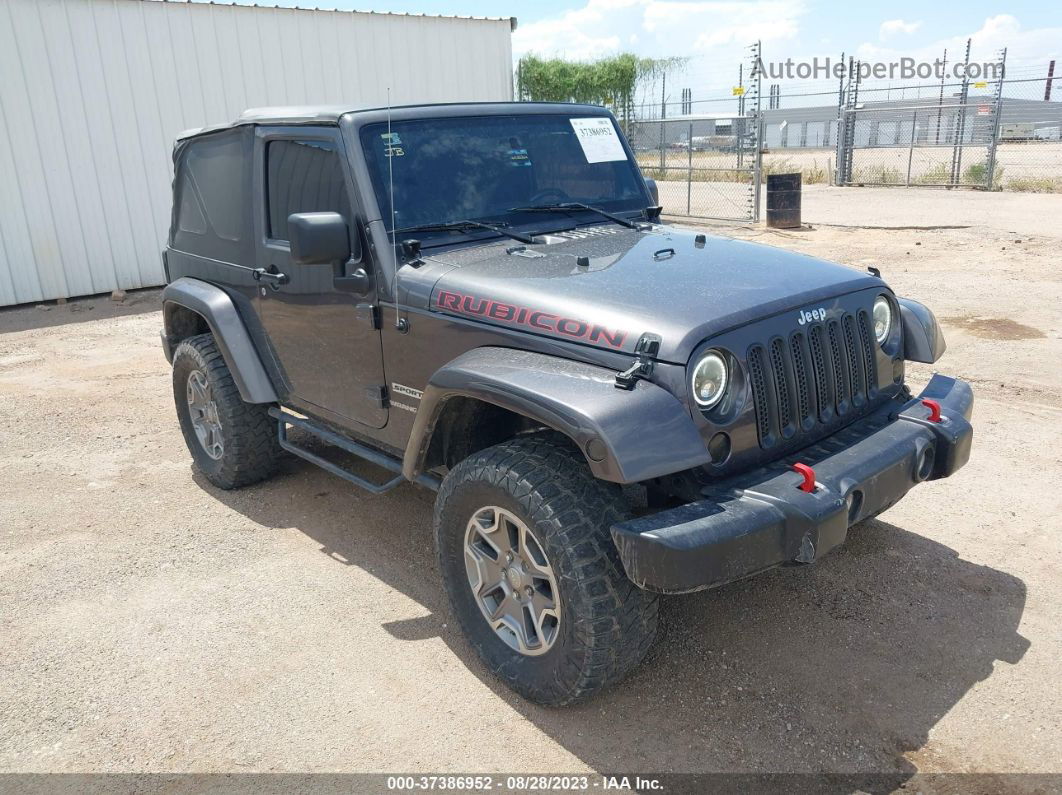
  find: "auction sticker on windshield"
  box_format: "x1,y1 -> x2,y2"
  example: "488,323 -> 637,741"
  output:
570,117 -> 627,163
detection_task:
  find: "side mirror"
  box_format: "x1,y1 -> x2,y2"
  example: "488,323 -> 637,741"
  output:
644,177 -> 659,205
288,212 -> 351,265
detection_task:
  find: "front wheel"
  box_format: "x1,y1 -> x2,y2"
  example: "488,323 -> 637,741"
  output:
434,433 -> 658,705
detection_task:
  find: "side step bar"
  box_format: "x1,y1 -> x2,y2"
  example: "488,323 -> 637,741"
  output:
268,408 -> 440,493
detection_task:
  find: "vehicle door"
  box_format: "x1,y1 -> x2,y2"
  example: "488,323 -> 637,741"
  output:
253,127 -> 387,428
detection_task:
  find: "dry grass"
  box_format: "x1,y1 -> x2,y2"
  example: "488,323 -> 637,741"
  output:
1003,176 -> 1062,192
637,152 -> 830,185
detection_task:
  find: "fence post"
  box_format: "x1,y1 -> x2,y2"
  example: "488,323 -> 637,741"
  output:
835,62 -> 860,185
753,113 -> 764,222
658,72 -> 667,172
906,111 -> 917,186
986,98 -> 1004,191
687,122 -> 693,215
949,39 -> 972,187
834,113 -> 848,184
985,47 -> 1007,191
658,121 -> 666,173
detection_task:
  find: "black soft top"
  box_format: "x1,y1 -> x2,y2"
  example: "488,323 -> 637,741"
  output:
176,102 -> 612,141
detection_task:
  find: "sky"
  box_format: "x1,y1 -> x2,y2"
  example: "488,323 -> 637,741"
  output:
216,1 -> 1061,101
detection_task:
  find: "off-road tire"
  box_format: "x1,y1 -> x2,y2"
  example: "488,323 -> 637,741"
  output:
434,433 -> 659,705
171,332 -> 281,490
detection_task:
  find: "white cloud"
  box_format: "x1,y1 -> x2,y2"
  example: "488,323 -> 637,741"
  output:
879,19 -> 922,40
512,5 -> 1060,106
513,0 -> 806,61
858,15 -> 1061,67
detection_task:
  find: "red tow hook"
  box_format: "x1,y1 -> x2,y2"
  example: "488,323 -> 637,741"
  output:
921,398 -> 943,423
793,462 -> 816,493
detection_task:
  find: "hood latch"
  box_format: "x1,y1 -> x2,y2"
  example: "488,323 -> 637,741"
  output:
615,333 -> 661,390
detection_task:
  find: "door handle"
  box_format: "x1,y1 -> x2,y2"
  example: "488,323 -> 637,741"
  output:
253,267 -> 289,286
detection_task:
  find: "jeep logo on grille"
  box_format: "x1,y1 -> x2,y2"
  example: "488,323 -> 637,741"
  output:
797,307 -> 827,326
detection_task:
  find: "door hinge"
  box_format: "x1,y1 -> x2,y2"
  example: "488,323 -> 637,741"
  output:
615,333 -> 661,390
366,384 -> 388,409
357,303 -> 380,330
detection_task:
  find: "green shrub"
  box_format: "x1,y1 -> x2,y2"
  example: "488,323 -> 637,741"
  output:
962,161 -> 1004,187
913,163 -> 952,185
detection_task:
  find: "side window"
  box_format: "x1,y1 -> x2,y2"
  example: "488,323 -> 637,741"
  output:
176,173 -> 207,235
266,139 -> 352,242
172,130 -> 248,261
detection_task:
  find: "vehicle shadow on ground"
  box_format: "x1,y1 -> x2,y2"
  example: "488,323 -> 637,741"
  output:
204,455 -> 1030,780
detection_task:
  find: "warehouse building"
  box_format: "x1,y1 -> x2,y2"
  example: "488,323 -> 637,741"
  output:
0,0 -> 515,307
633,95 -> 1062,151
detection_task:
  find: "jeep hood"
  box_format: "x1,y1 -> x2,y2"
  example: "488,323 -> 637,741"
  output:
426,225 -> 884,364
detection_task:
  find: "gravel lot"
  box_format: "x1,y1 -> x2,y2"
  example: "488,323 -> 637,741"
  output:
1,190 -> 1060,782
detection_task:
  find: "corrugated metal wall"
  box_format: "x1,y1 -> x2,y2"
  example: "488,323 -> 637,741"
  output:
0,0 -> 514,306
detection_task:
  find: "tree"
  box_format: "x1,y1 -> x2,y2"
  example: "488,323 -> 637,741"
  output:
516,53 -> 687,133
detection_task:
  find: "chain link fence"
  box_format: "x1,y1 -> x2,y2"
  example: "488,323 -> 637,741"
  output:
990,76 -> 1062,191
636,51 -> 1060,194
621,47 -> 1059,219
838,102 -> 999,188
830,53 -> 1060,191
627,115 -> 761,221
622,42 -> 763,222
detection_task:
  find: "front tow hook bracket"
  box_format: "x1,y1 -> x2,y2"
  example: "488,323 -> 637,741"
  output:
793,462 -> 817,492
921,398 -> 943,423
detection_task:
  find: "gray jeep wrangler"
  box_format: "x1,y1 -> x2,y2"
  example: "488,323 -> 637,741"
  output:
161,102 -> 973,705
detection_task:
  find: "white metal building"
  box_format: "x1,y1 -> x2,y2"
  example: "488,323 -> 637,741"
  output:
0,0 -> 515,307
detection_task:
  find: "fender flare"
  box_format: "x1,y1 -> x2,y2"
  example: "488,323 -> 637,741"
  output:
161,277 -> 278,404
402,347 -> 710,484
898,298 -> 947,364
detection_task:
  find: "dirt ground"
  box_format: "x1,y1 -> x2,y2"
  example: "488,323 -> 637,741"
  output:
654,177 -> 1062,228
1,194 -> 1060,783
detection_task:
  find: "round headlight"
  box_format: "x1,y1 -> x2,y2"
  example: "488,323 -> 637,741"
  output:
691,351 -> 728,409
873,296 -> 893,344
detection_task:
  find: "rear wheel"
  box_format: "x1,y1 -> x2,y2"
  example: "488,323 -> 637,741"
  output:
434,433 -> 658,705
171,333 -> 281,489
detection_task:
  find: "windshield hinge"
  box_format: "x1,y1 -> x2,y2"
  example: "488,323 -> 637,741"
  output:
614,333 -> 661,390
401,238 -> 424,267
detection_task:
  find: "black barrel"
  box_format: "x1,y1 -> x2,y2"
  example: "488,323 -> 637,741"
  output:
765,172 -> 801,228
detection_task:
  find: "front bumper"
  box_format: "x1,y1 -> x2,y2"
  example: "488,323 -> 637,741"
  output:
611,374 -> 973,594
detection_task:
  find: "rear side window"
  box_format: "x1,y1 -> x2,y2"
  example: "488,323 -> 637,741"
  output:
172,130 -> 248,261
176,174 -> 207,235
266,139 -> 352,242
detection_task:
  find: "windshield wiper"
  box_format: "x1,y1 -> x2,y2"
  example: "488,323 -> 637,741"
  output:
392,219 -> 535,245
507,202 -> 643,230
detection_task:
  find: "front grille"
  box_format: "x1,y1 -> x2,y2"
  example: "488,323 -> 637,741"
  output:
747,310 -> 878,449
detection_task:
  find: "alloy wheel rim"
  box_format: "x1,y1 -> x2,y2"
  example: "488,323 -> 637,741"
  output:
186,369 -> 224,460
463,506 -> 561,656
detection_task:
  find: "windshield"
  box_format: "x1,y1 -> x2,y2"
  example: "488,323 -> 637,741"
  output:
359,114 -> 649,239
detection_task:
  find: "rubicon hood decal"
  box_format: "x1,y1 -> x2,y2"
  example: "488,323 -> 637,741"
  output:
426,226 -> 884,362
435,289 -> 628,349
